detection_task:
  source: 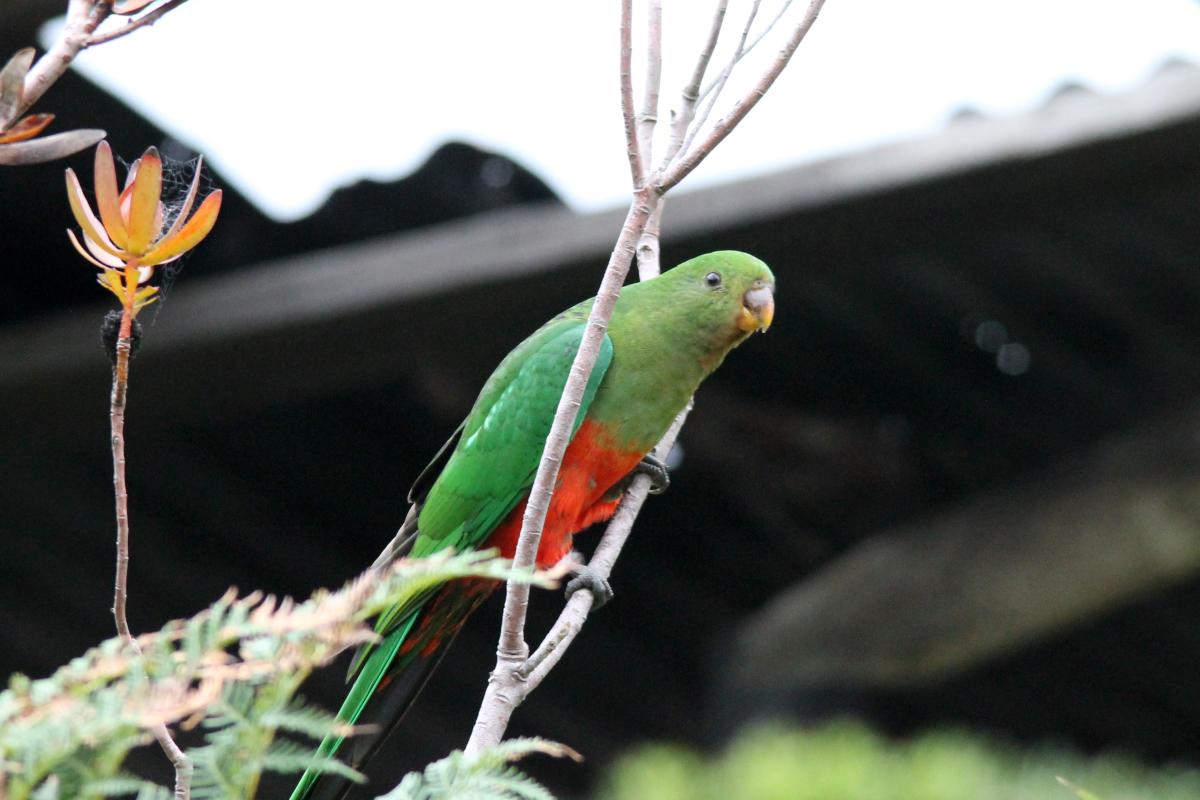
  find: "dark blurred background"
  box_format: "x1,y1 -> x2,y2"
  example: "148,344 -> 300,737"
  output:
4,3 -> 1200,796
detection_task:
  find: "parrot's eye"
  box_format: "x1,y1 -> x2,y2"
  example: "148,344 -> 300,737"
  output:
704,271 -> 722,288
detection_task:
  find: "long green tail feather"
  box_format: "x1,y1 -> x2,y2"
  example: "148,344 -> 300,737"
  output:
290,614 -> 420,800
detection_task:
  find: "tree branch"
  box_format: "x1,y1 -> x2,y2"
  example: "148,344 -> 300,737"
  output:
18,0 -> 109,118
635,0 -> 662,162
85,0 -> 192,47
635,200 -> 665,279
619,0 -> 645,188
660,0 -> 727,169
109,315 -> 193,800
660,0 -> 826,194
523,406 -> 690,689
465,187 -> 658,754
634,0 -> 664,278
697,0 -> 789,104
681,0 -> 764,158
16,0 -> 194,121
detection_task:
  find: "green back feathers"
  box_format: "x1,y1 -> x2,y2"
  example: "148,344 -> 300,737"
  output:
413,315 -> 614,556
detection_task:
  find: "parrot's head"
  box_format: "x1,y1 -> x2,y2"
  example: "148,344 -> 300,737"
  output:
654,250 -> 775,351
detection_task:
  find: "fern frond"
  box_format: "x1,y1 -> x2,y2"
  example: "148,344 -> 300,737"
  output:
1,552 -> 553,800
376,737 -> 578,800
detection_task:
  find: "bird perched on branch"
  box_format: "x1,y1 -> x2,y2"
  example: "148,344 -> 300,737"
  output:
293,250 -> 775,799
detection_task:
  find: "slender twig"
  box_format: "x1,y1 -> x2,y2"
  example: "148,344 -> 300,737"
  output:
697,0 -> 790,104
681,0 -> 763,158
636,0 -> 662,162
111,318 -> 134,643
635,201 -> 664,280
659,0 -> 727,169
110,302 -> 193,800
634,0 -> 664,277
619,0 -> 645,188
660,0 -> 827,193
85,0 -> 192,47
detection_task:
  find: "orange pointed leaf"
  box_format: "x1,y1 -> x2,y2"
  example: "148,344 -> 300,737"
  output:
67,229 -> 110,269
141,189 -> 222,266
0,113 -> 53,144
65,168 -> 124,259
96,269 -> 127,302
93,141 -> 128,248
125,147 -> 162,253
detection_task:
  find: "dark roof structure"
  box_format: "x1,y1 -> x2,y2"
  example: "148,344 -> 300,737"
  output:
4,11 -> 1200,791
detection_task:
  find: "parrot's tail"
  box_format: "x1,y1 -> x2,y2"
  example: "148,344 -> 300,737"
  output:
290,579 -> 495,800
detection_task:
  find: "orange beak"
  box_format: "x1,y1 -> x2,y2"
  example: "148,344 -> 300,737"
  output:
738,284 -> 775,333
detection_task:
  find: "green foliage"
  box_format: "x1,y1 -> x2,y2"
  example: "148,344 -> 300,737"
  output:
596,721 -> 1200,800
0,551 -> 553,800
378,738 -> 578,800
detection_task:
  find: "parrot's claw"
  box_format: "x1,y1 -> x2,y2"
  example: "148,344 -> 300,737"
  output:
635,453 -> 670,495
565,564 -> 613,610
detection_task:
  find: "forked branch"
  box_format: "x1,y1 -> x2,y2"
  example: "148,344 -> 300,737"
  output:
468,0 -> 827,754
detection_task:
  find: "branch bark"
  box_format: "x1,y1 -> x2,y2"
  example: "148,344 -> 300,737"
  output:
465,188 -> 658,753
85,0 -> 192,47
619,0 -> 645,188
660,0 -> 827,193
18,0 -> 109,118
660,0 -> 727,168
110,310 -> 192,799
523,407 -> 689,690
681,0 -> 764,158
16,0 -> 194,122
635,0 -> 663,163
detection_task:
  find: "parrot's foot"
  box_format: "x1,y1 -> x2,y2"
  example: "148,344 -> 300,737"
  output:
635,453 -> 670,495
565,564 -> 613,610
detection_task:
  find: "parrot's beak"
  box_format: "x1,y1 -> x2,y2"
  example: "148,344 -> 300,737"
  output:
738,283 -> 775,333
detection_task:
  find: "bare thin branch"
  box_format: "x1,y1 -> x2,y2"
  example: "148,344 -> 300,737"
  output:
620,0 -> 645,187
18,0 -> 109,118
698,0 -> 790,104
110,320 -> 192,800
85,0 -> 192,47
524,407 -> 690,688
635,200 -> 665,280
16,0 -> 192,123
681,0 -> 764,157
635,0 -> 663,163
660,0 -> 827,193
660,0 -> 727,168
465,189 -> 658,754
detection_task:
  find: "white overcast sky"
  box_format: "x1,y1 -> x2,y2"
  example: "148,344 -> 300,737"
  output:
48,0 -> 1200,220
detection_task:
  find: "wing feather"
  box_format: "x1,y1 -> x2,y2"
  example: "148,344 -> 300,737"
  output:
412,316 -> 612,557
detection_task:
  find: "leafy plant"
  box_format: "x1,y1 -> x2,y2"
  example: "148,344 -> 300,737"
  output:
379,738 -> 580,800
0,552 -> 554,800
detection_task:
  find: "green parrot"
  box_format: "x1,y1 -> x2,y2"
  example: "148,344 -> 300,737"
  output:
292,250 -> 775,799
